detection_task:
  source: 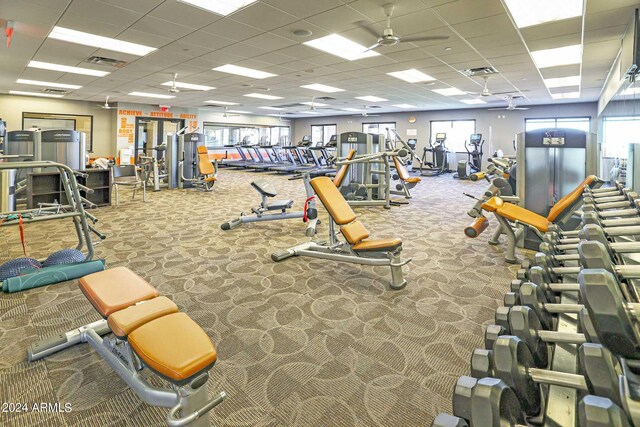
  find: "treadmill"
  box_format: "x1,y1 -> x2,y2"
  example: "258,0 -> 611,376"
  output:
268,135 -> 313,173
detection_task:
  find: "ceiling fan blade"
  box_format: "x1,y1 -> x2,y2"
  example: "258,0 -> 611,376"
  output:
487,107 -> 508,111
513,107 -> 529,110
354,20 -> 381,38
364,42 -> 381,52
400,35 -> 450,43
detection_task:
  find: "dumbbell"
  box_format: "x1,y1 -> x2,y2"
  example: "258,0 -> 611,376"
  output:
431,413 -> 468,427
583,192 -> 640,210
579,395 -> 632,427
542,223 -> 640,256
492,336 -> 622,417
579,268 -> 640,359
451,376 -> 525,426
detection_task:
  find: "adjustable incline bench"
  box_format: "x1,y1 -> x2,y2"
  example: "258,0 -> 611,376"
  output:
28,267 -> 225,427
272,176 -> 411,289
392,156 -> 421,199
466,175 -> 602,263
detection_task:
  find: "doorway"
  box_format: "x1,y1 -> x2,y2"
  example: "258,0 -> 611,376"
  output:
134,117 -> 184,161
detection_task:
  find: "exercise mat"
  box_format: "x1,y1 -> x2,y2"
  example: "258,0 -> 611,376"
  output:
2,260 -> 106,293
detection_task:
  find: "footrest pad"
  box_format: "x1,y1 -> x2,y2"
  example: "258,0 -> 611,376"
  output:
107,296 -> 178,338
352,238 -> 402,252
128,313 -> 217,382
267,200 -> 293,210
79,267 -> 159,317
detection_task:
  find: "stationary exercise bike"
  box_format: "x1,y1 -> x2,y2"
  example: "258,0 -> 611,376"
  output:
453,133 -> 484,180
420,133 -> 449,176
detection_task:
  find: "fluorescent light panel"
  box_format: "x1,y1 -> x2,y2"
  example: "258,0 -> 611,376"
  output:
49,26 -> 156,56
161,81 -> 214,91
387,69 -> 435,83
304,34 -> 380,61
460,99 -> 486,105
504,0 -> 583,28
128,91 -> 175,99
544,75 -> 581,88
356,95 -> 387,102
177,0 -> 257,16
432,87 -> 466,96
300,111 -> 320,115
9,90 -> 64,98
300,83 -> 345,93
204,100 -> 238,105
228,110 -> 250,114
531,44 -> 582,68
394,104 -> 416,108
342,108 -> 361,112
258,106 -> 284,111
213,64 -> 276,79
27,60 -> 109,77
551,92 -> 580,99
17,79 -> 81,89
243,93 -> 282,100
301,101 -> 329,107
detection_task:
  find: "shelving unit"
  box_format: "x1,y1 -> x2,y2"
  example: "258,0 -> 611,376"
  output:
27,169 -> 111,208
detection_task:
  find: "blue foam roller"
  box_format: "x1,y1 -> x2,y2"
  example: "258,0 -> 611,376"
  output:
43,249 -> 85,267
0,258 -> 42,281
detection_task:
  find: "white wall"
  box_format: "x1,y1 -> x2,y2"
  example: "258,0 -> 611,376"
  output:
291,102 -> 598,163
0,94 -> 116,156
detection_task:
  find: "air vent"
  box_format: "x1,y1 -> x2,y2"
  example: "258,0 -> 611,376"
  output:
461,66 -> 498,77
42,88 -> 70,94
368,105 -> 382,109
315,96 -> 335,101
85,56 -> 128,68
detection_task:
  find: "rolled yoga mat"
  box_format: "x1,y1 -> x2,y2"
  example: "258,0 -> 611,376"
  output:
2,260 -> 106,293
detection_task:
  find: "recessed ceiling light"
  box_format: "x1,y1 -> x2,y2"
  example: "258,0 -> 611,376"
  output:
504,0 -> 583,28
300,101 -> 329,107
544,75 -> 581,88
460,99 -> 487,105
128,91 -> 175,99
16,79 -> 81,89
258,106 -> 285,110
393,104 -> 416,108
48,26 -> 156,56
531,44 -> 581,68
292,29 -> 313,37
432,87 -> 466,96
9,90 -> 65,98
444,47 -> 452,51
229,110 -> 251,114
244,93 -> 283,100
161,81 -> 214,91
177,0 -> 257,16
301,83 -> 345,93
621,87 -> 640,96
300,111 -> 320,114
204,100 -> 239,105
213,64 -> 276,79
342,108 -> 361,112
551,92 -> 580,99
27,60 -> 109,77
356,95 -> 388,102
387,69 -> 436,83
304,34 -> 380,61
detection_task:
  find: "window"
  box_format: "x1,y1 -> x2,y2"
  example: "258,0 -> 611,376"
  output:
525,117 -> 590,132
602,116 -> 640,158
311,124 -> 337,145
429,120 -> 476,152
362,122 -> 395,136
203,123 -> 290,147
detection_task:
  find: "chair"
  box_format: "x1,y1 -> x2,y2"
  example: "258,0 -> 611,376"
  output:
111,164 -> 146,206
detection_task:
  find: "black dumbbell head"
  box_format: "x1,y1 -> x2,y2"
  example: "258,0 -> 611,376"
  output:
484,324 -> 505,350
470,377 -> 526,426
503,292 -> 519,308
579,395 -> 631,427
452,376 -> 477,421
510,279 -> 522,293
579,269 -> 640,358
495,307 -> 511,331
507,305 -> 548,368
528,265 -> 552,287
578,308 -> 600,344
578,240 -> 614,271
470,348 -> 493,379
581,211 -> 601,226
578,343 -> 622,407
516,268 -> 528,280
519,282 -> 553,329
492,335 -> 541,417
432,413 -> 469,427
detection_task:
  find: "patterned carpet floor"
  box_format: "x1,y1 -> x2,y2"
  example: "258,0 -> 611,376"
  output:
0,168 -> 521,427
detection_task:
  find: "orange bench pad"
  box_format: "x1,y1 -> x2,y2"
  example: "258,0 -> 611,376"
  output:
107,296 -> 178,338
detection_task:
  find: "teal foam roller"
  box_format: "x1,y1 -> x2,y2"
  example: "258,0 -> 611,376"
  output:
2,260 -> 106,293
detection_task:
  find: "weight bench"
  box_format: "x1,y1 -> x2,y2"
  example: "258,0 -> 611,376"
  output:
467,175 -> 602,263
28,267 -> 225,427
250,180 -> 293,212
392,156 -> 421,199
272,176 -> 411,289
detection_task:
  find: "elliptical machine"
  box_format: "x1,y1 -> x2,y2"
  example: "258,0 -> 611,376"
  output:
453,133 -> 484,180
420,133 -> 449,176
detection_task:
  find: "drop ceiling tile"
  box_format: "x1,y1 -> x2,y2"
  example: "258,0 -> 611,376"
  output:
262,0 -> 344,19
306,4 -> 369,33
149,1 -> 222,28
526,34 -> 582,52
243,33 -> 298,51
231,3 -> 299,31
178,31 -> 237,50
433,0 -> 505,25
95,0 -> 164,14
130,16 -> 194,39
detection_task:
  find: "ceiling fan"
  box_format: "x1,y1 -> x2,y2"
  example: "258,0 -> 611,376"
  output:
220,107 -> 239,118
360,3 -> 449,51
488,95 -> 529,111
96,96 -> 115,109
467,76 -> 525,97
353,106 -> 380,117
167,73 -> 181,93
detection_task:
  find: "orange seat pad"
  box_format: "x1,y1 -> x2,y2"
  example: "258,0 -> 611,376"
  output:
546,175 -> 597,222
128,312 -> 217,382
107,296 -> 178,338
352,238 -> 402,252
79,267 -> 159,318
483,197 -> 550,232
405,177 -> 421,184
